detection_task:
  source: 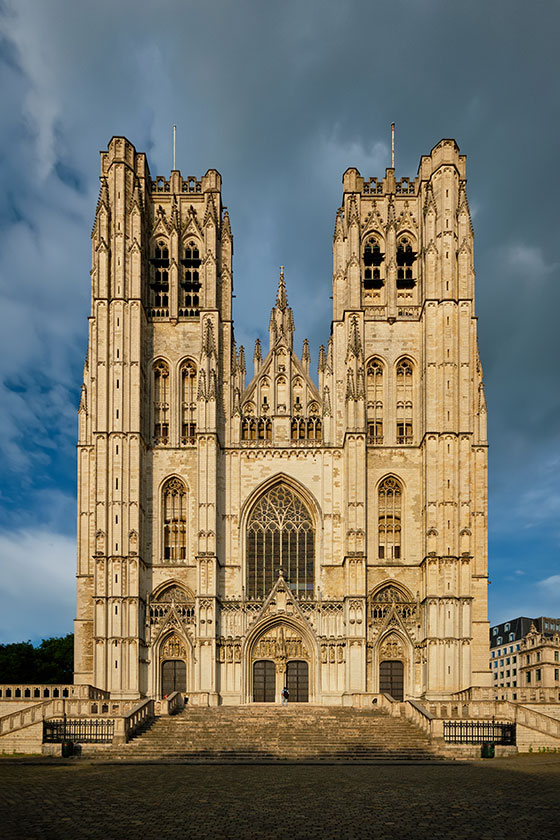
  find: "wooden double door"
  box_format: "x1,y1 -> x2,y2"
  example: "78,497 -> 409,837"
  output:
253,659 -> 309,703
161,660 -> 186,696
379,660 -> 404,701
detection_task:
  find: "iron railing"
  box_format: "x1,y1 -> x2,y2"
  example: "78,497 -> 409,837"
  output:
43,718 -> 114,743
443,720 -> 516,745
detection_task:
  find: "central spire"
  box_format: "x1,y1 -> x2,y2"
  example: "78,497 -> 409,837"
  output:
276,265 -> 288,310
269,265 -> 294,350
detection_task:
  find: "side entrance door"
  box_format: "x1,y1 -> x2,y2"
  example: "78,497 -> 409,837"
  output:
286,660 -> 309,702
161,660 -> 187,696
253,660 -> 276,702
379,660 -> 404,701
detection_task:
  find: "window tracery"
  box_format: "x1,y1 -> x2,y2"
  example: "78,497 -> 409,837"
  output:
179,240 -> 201,317
247,484 -> 314,599
366,358 -> 383,444
153,360 -> 169,445
363,236 -> 385,290
370,585 -> 416,622
396,359 -> 413,444
180,361 -> 197,445
149,240 -> 170,316
378,477 -> 402,560
162,478 -> 187,563
396,236 -> 416,289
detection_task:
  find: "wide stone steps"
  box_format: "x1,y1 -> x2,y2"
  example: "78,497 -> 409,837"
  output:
104,706 -> 443,762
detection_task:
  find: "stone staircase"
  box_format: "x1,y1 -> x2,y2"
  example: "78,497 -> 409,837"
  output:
102,705 -> 444,762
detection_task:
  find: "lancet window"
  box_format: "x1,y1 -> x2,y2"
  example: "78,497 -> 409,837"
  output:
396,358 -> 413,444
179,240 -> 201,317
153,360 -> 170,445
149,240 -> 170,316
363,236 -> 384,290
396,236 -> 417,289
162,478 -> 187,563
366,358 -> 384,444
180,361 -> 197,445
378,477 -> 402,560
247,484 -> 314,599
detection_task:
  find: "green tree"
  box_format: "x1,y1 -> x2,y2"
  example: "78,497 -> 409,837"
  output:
0,634 -> 73,684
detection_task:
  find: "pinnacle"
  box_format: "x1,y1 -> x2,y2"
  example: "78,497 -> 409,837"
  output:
276,266 -> 288,310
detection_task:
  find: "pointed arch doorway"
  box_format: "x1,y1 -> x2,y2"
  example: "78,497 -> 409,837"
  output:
379,660 -> 404,701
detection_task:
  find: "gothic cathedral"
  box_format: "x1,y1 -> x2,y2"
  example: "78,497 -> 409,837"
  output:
74,137 -> 491,704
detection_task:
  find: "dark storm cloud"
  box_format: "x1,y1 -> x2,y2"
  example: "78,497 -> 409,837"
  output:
0,0 -> 558,637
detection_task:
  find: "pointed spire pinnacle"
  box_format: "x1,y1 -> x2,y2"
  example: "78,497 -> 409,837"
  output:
348,195 -> 360,227
327,335 -> 334,373
269,267 -> 294,350
171,195 -> 180,231
302,339 -> 310,364
318,345 -> 326,374
347,315 -> 362,360
96,177 -> 109,212
333,209 -> 344,242
253,338 -> 262,375
277,266 -> 288,310
231,339 -> 238,374
357,366 -> 365,399
345,370 -> 355,401
203,318 -> 216,357
238,345 -> 246,375
221,209 -> 232,239
322,385 -> 331,417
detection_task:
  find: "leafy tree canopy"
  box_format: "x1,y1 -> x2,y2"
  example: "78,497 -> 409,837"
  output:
0,634 -> 73,684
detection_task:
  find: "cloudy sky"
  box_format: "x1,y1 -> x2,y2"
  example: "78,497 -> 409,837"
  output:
0,0 -> 558,643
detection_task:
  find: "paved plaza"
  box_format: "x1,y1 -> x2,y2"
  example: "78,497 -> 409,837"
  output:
1,755 -> 560,839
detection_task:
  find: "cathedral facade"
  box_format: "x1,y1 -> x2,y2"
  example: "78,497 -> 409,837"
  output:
74,136 -> 491,704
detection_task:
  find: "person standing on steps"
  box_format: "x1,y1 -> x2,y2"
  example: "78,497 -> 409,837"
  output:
281,686 -> 289,706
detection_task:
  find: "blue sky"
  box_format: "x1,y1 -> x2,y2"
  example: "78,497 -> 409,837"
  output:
0,0 -> 559,643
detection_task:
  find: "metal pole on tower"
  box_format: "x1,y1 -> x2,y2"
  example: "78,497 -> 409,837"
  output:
173,125 -> 176,170
391,123 -> 395,169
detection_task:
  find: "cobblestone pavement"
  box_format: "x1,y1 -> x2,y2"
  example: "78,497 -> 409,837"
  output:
1,755 -> 560,840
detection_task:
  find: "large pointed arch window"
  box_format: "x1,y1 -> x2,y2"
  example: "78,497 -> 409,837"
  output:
180,361 -> 197,445
162,478 -> 187,562
363,236 -> 384,290
396,358 -> 413,444
149,240 -> 170,316
179,240 -> 201,317
366,358 -> 383,444
378,477 -> 402,560
153,360 -> 170,445
247,484 -> 314,599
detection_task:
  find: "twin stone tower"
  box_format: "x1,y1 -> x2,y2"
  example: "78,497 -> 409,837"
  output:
74,136 -> 491,705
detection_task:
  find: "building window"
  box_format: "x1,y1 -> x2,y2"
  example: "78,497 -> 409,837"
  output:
246,484 -> 314,600
153,360 -> 170,445
526,655 -> 530,665
180,361 -> 197,445
396,235 -> 416,289
396,359 -> 413,444
555,652 -> 559,663
149,240 -> 170,315
363,236 -> 384,290
366,359 -> 383,444
536,669 -> 542,682
162,477 -> 187,563
290,417 -> 322,442
526,672 -> 531,684
555,669 -> 559,681
179,240 -> 201,317
378,476 -> 402,560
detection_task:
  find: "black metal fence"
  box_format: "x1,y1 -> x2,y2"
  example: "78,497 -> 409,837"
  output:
443,720 -> 516,745
43,718 -> 114,743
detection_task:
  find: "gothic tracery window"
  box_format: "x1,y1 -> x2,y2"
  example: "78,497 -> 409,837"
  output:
180,361 -> 197,445
149,240 -> 170,316
162,477 -> 187,562
366,358 -> 383,444
247,484 -> 314,599
363,235 -> 384,290
378,477 -> 402,560
153,360 -> 170,445
396,236 -> 416,289
179,240 -> 201,317
396,358 -> 413,444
